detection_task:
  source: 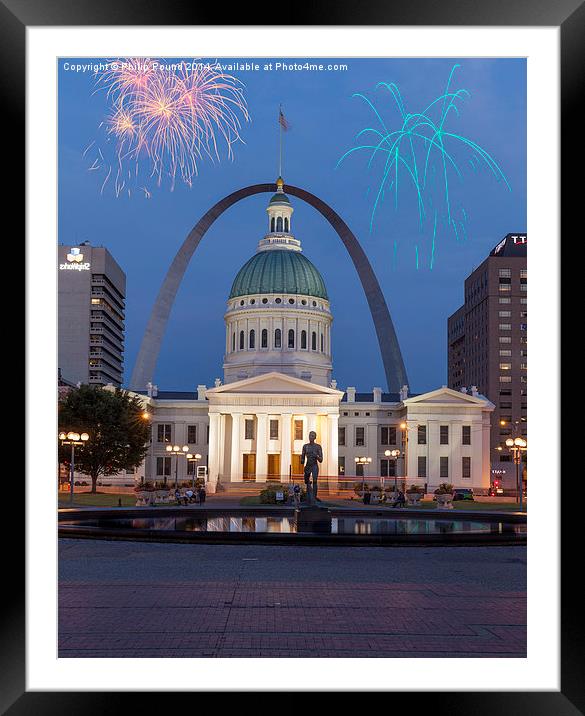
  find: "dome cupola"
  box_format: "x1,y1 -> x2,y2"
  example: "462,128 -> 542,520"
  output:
223,179 -> 333,387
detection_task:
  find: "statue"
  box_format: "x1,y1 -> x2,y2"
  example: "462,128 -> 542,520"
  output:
300,430 -> 323,504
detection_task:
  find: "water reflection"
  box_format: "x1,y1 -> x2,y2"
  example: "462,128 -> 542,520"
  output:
61,515 -> 526,536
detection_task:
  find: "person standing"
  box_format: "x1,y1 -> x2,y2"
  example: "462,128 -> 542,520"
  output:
300,430 -> 323,504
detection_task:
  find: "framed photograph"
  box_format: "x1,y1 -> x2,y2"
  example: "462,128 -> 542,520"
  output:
10,0 -> 580,708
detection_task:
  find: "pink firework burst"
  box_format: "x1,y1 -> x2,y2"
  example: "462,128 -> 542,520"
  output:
87,58 -> 250,196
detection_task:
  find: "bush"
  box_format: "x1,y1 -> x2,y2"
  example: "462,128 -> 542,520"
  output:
259,483 -> 304,504
407,484 -> 423,494
434,482 -> 454,495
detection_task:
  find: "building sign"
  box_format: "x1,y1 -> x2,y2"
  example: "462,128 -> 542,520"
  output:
60,247 -> 90,271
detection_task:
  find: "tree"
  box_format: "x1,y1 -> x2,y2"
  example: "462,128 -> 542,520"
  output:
58,385 -> 150,493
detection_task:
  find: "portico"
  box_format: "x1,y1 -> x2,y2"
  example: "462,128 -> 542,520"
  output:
206,372 -> 343,487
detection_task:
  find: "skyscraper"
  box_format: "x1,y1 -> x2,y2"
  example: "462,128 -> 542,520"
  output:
58,243 -> 126,386
448,233 -> 527,489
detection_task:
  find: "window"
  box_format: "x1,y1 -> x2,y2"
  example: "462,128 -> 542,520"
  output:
500,376 -> 512,383
245,419 -> 254,440
239,331 -> 244,349
500,363 -> 512,370
288,329 -> 295,348
500,402 -> 512,409
418,456 -> 427,478
521,363 -> 528,370
462,425 -> 471,445
355,426 -> 365,447
261,329 -> 268,348
499,324 -> 511,331
276,216 -> 283,232
499,336 -> 512,344
499,268 -> 511,278
338,456 -> 345,475
440,425 -> 449,445
231,333 -> 235,351
187,425 -> 197,444
249,329 -> 255,349
355,463 -> 364,477
284,217 -> 289,232
157,424 -> 172,443
380,426 -> 397,445
301,330 -> 307,349
381,458 -> 397,477
520,269 -> 527,278
269,419 -> 279,440
500,349 -> 512,357
274,328 -> 281,348
499,284 -> 511,292
321,334 -> 324,352
520,323 -> 527,331
499,310 -> 511,317
499,297 -> 511,304
294,420 -> 303,441
270,217 -> 275,232
500,454 -> 511,463
338,427 -> 346,446
462,456 -> 471,478
440,456 -> 449,479
418,425 -> 427,445
156,456 -> 171,477
187,460 -> 197,475
311,331 -> 317,350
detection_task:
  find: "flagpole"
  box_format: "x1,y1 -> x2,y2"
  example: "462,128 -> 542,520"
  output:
278,105 -> 283,177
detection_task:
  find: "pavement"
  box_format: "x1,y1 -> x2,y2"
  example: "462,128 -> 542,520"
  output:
59,539 -> 526,658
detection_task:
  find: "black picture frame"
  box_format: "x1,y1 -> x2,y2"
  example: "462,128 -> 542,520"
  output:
10,0 -> 580,710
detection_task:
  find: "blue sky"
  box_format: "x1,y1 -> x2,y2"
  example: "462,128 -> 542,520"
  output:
58,57 -> 526,393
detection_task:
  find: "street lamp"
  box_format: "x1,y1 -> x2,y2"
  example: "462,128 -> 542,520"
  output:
399,422 -> 409,490
58,431 -> 89,504
165,444 -> 190,488
355,456 -> 372,495
384,449 -> 401,491
187,453 -> 202,489
505,436 -> 527,510
141,409 -> 152,486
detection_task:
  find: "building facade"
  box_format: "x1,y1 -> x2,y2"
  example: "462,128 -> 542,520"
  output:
58,243 -> 126,387
117,182 -> 495,493
447,233 -> 527,489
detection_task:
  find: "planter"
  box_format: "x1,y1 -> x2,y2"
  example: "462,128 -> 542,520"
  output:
435,493 -> 454,509
134,490 -> 148,507
406,492 -> 422,506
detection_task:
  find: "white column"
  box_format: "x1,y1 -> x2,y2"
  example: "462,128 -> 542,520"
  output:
218,414 -> 226,480
208,413 -> 220,485
281,413 -> 292,481
256,413 -> 268,482
230,413 -> 242,482
327,413 -> 339,487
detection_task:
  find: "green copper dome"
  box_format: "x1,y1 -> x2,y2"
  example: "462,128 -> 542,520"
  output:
229,249 -> 328,300
269,192 -> 290,204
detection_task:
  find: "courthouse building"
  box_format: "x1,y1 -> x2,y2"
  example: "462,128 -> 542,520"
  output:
122,181 -> 495,493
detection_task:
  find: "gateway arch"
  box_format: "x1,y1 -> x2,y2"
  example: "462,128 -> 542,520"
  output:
130,182 -> 408,393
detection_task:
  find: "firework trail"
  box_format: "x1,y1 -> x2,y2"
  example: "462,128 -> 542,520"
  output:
337,64 -> 511,267
87,58 -> 250,196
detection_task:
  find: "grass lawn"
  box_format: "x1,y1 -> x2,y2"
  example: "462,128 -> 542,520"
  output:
375,500 -> 523,512
58,492 -> 137,508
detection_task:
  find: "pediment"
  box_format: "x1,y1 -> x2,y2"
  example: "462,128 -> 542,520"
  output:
404,386 -> 494,407
206,372 -> 343,397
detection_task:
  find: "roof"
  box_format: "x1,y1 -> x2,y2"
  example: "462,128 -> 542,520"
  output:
134,390 -> 202,401
341,392 -> 419,403
229,249 -> 328,300
269,192 -> 291,205
489,233 -> 527,257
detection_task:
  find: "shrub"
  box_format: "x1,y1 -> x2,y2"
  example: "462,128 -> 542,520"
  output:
407,484 -> 423,494
434,483 -> 454,495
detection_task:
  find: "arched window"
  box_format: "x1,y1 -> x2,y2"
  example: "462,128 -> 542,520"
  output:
270,217 -> 275,232
261,329 -> 268,348
288,329 -> 295,348
284,217 -> 289,232
276,216 -> 283,232
239,331 -> 244,350
249,329 -> 255,349
311,331 -> 317,350
274,328 -> 281,348
232,332 -> 235,351
301,330 -> 307,349
321,334 -> 324,352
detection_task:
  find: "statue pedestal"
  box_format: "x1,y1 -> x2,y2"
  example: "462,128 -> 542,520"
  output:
295,505 -> 332,534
